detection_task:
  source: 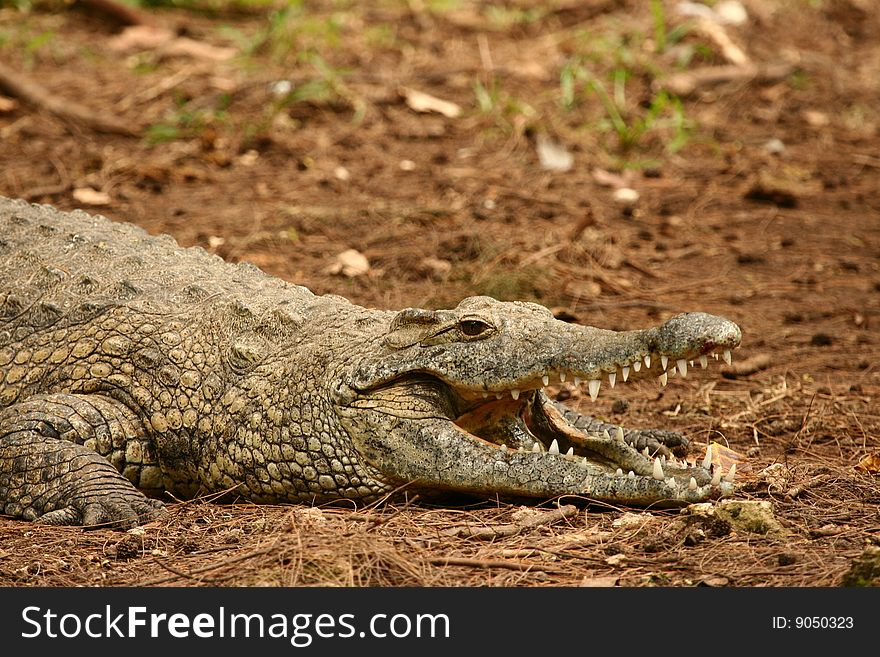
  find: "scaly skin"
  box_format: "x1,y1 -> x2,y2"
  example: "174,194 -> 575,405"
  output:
0,197 -> 741,527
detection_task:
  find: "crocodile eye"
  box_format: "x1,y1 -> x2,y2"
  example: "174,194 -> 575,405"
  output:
459,319 -> 491,337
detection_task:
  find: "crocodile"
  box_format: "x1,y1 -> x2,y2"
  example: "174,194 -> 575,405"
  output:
0,196 -> 742,527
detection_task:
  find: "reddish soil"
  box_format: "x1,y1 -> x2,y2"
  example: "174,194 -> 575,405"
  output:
0,0 -> 878,587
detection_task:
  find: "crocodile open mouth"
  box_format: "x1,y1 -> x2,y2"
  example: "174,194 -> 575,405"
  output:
447,343 -> 739,484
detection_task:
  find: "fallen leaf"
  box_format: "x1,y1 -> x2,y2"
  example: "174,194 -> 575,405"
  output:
699,575 -> 730,587
580,575 -> 619,587
327,249 -> 370,277
810,523 -> 843,538
400,87 -> 461,118
612,512 -> 657,529
605,553 -> 627,566
72,188 -> 111,206
855,452 -> 880,475
535,134 -> 573,172
707,441 -> 749,471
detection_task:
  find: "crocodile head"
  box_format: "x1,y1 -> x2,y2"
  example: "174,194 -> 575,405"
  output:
335,296 -> 742,506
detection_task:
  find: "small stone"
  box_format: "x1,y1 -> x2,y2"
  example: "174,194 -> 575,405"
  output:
72,188 -> 111,206
327,249 -> 370,277
237,150 -> 259,167
715,0 -> 748,25
420,257 -> 452,279
612,187 -> 640,207
840,546 -> 880,587
269,79 -> 292,96
763,138 -> 785,155
802,110 -> 830,127
535,134 -> 573,172
777,553 -> 797,566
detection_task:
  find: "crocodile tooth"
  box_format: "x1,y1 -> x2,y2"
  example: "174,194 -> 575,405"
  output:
622,366 -> 630,381
511,389 -> 520,400
496,393 -> 503,400
574,376 -> 582,386
560,371 -> 566,382
581,457 -> 589,467
711,467 -> 722,486
548,439 -> 560,455
633,361 -> 641,372
482,392 -> 488,398
588,379 -> 601,401
660,455 -> 666,466
659,372 -> 668,386
628,470 -> 635,478
642,446 -> 650,457
565,447 -> 574,458
723,349 -> 732,365
699,355 -> 708,368
616,468 -> 624,477
713,352 -> 719,360
653,457 -> 664,480
603,429 -> 611,440
518,446 -> 525,453
676,359 -> 687,377
532,442 -> 542,453
499,444 -> 508,453
616,427 -> 625,442
668,368 -> 676,378
724,462 -> 736,483
644,355 -> 651,368
542,374 -> 549,386
608,371 -> 616,388
702,445 -> 713,470
661,355 -> 669,370
689,477 -> 698,491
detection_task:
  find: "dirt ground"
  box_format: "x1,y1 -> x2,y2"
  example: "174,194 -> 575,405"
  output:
0,0 -> 878,587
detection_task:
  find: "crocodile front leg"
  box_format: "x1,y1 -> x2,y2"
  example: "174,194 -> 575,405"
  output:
0,394 -> 165,528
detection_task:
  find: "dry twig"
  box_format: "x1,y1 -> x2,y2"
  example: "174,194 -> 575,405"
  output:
442,504 -> 579,540
0,62 -> 137,136
659,63 -> 795,97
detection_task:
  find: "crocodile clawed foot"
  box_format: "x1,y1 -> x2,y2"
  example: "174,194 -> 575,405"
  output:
37,493 -> 166,530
